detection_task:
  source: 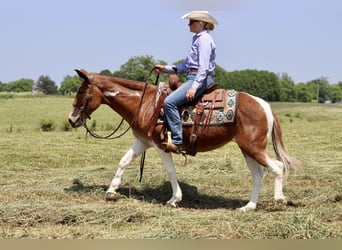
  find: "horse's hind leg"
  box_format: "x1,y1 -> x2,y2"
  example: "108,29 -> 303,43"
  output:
240,152 -> 264,212
241,151 -> 290,210
265,156 -> 290,204
105,139 -> 149,201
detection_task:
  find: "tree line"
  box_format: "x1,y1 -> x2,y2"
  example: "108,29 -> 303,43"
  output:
1,55 -> 341,103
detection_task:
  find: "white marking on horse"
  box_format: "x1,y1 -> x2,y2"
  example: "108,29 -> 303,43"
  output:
250,94 -> 274,139
128,92 -> 141,97
104,90 -> 120,97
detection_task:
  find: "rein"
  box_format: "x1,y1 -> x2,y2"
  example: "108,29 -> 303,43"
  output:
83,118 -> 128,139
80,74 -> 150,140
79,69 -> 158,182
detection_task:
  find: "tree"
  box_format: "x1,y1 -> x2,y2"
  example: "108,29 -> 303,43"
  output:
260,70 -> 280,101
1,79 -> 34,92
278,73 -> 296,102
34,75 -> 58,95
113,55 -> 167,83
307,77 -> 330,103
329,82 -> 342,103
295,83 -> 311,102
99,69 -> 113,76
214,65 -> 230,89
59,75 -> 82,95
226,70 -> 280,101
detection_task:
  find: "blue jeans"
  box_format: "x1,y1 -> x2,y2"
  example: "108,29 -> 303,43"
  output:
163,72 -> 214,145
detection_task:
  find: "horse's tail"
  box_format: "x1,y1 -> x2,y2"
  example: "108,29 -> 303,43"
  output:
271,111 -> 299,181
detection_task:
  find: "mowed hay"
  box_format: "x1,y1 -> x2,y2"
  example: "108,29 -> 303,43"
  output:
0,97 -> 341,239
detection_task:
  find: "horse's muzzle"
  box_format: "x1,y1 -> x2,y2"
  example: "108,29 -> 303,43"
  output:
68,116 -> 82,128
68,108 -> 83,128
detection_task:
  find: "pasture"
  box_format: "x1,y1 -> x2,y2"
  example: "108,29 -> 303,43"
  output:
0,95 -> 341,239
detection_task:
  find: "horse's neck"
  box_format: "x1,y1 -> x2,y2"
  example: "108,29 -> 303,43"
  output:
101,77 -> 156,127
108,77 -> 146,91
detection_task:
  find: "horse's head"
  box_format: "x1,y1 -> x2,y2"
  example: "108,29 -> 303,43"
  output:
68,69 -> 102,128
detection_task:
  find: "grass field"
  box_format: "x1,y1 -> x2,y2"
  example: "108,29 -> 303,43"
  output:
0,95 -> 341,239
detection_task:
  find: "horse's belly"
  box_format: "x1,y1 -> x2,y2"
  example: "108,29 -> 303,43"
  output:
182,125 -> 236,152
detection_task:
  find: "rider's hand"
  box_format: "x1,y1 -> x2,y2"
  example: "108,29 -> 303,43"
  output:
154,65 -> 165,73
186,87 -> 197,101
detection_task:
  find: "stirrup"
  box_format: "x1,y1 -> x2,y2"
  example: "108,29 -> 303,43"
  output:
161,142 -> 183,154
160,131 -> 182,154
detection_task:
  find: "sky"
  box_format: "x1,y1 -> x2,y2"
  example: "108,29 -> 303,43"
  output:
1,0 -> 342,86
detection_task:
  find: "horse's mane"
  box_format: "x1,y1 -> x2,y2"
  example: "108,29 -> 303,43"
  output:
95,74 -> 148,91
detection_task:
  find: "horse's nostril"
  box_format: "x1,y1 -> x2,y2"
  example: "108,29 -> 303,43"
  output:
69,118 -> 78,127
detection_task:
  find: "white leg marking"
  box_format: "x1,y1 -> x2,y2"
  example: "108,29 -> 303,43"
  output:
240,152 -> 264,212
106,139 -> 149,195
154,144 -> 182,207
266,156 -> 287,202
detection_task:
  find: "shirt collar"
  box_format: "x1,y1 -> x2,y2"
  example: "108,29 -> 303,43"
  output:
194,30 -> 208,38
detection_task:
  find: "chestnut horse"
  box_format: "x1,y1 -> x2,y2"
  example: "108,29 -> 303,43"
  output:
68,69 -> 296,211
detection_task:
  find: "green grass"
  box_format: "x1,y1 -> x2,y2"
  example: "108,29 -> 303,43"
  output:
0,97 -> 341,239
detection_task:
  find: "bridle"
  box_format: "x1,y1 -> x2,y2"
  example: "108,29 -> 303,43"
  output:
76,73 -> 150,140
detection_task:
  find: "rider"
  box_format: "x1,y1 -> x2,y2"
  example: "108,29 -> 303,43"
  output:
154,11 -> 218,153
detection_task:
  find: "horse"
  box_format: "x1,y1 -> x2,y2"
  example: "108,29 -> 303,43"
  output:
68,69 -> 297,212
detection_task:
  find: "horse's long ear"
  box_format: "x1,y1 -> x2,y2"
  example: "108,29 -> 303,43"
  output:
75,69 -> 89,80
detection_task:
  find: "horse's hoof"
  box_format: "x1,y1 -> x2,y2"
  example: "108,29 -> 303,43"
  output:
105,192 -> 117,202
238,207 -> 247,213
238,206 -> 256,212
166,201 -> 179,208
285,198 -> 296,206
238,202 -> 257,212
276,197 -> 296,207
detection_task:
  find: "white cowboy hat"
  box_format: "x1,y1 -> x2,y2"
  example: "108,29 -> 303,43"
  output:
181,11 -> 218,25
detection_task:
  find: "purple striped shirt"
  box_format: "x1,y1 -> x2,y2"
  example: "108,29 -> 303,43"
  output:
165,30 -> 216,89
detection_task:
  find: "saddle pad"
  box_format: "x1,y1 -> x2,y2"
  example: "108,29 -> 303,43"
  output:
180,89 -> 238,126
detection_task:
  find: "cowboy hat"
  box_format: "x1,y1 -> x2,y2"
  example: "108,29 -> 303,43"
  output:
181,11 -> 218,25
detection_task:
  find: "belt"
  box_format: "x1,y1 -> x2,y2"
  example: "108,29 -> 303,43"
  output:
188,68 -> 214,76
188,68 -> 198,72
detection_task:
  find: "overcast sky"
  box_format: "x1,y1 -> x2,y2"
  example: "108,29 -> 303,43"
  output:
1,0 -> 341,85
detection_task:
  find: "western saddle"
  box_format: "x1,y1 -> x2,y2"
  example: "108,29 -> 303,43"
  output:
147,74 -> 227,155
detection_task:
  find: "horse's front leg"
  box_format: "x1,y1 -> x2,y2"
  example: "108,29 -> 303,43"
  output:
154,145 -> 182,207
105,139 -> 149,201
